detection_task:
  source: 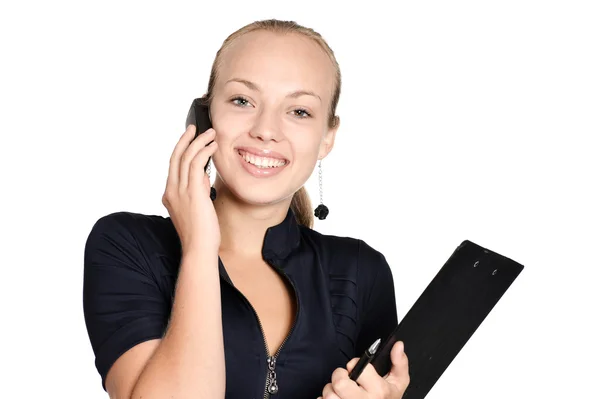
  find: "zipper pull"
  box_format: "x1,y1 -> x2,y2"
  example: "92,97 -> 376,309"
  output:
267,356 -> 279,395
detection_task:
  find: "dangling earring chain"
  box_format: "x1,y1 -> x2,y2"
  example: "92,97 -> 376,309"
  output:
313,159 -> 329,220
318,159 -> 324,205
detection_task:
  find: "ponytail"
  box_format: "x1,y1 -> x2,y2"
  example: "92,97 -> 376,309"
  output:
291,186 -> 313,229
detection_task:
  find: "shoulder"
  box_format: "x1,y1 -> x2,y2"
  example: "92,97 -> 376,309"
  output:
86,211 -> 179,258
298,226 -> 391,280
87,211 -> 174,242
84,211 -> 181,281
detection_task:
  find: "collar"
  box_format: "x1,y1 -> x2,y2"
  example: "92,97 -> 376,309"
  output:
262,207 -> 302,262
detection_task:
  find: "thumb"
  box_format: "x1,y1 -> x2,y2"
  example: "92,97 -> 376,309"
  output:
388,341 -> 408,379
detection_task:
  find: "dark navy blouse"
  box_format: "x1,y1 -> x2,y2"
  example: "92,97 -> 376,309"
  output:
83,207 -> 398,399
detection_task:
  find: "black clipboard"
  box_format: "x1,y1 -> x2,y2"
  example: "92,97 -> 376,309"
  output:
370,240 -> 524,398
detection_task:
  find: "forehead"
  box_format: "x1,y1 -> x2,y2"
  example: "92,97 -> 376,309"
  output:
217,30 -> 335,99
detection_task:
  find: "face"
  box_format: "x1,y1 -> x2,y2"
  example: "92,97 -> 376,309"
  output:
209,30 -> 339,206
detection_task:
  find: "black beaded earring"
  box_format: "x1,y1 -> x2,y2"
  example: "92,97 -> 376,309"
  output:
206,159 -> 217,201
314,160 -> 329,220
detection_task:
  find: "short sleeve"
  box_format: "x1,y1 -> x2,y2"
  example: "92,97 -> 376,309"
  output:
83,213 -> 169,390
355,240 -> 398,356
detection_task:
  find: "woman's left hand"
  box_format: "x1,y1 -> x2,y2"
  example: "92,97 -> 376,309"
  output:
317,341 -> 410,399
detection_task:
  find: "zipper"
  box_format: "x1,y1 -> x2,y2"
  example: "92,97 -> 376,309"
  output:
219,258 -> 299,398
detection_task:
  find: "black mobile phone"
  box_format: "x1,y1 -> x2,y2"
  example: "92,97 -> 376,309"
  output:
185,97 -> 213,172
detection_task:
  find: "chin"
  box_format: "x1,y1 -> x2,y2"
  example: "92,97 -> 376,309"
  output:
238,190 -> 293,205
228,179 -> 296,206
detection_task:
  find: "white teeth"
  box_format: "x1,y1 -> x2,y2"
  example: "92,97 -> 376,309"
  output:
239,151 -> 286,168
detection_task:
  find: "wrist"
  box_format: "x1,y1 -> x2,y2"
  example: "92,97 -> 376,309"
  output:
181,244 -> 219,264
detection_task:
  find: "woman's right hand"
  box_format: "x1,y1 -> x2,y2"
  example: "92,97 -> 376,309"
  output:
162,124 -> 221,255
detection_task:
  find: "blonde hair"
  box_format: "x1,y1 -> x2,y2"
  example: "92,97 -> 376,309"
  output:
204,19 -> 341,229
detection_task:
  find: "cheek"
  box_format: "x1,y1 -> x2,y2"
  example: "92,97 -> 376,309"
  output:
211,115 -> 246,152
213,122 -> 240,143
289,130 -> 323,158
211,104 -> 249,138
288,139 -> 321,176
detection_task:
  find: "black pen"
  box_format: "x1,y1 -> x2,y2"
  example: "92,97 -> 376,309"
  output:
349,338 -> 381,381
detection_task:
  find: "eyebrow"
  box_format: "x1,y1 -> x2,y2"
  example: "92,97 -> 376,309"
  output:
225,78 -> 321,102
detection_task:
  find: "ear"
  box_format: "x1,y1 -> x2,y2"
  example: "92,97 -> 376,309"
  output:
318,116 -> 341,160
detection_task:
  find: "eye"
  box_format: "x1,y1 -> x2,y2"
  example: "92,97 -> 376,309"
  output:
292,108 -> 311,118
231,96 -> 251,107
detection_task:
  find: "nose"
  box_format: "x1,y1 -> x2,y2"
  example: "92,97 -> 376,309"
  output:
250,108 -> 283,143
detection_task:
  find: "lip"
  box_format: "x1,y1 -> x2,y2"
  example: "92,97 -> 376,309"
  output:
237,149 -> 289,178
235,146 -> 289,161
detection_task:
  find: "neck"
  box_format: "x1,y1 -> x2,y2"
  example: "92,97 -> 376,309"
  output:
212,177 -> 292,258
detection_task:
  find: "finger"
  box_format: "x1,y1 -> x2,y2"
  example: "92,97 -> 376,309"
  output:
167,125 -> 196,190
179,128 -> 216,192
188,141 -> 218,191
330,367 -> 362,398
179,127 -> 215,190
346,357 -> 359,373
354,363 -> 386,396
320,383 -> 341,399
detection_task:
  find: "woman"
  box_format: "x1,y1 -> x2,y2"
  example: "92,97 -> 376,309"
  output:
83,19 -> 409,399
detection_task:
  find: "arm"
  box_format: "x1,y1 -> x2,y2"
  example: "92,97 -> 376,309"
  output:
129,249 -> 224,399
84,124 -> 223,398
83,214 -> 225,399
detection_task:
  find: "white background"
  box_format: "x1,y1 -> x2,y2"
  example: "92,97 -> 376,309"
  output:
1,1 -> 598,398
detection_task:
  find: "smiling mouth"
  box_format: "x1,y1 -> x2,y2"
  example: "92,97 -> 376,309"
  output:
237,150 -> 288,169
